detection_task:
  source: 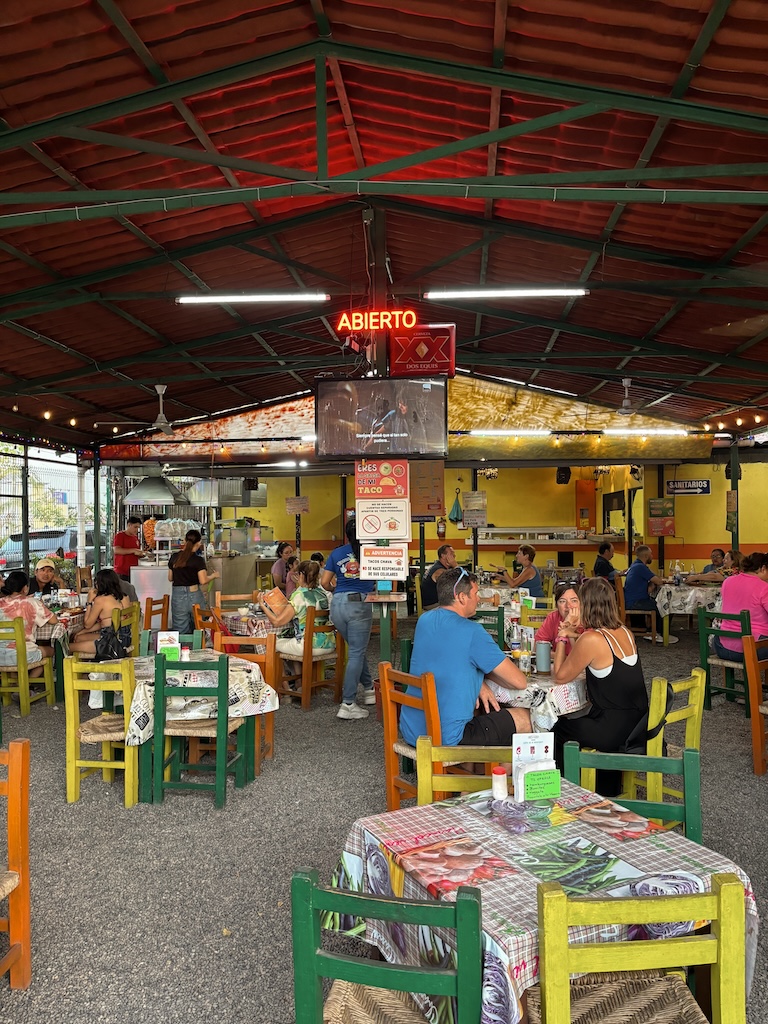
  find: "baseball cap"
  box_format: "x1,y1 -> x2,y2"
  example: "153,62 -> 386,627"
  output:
35,558 -> 56,570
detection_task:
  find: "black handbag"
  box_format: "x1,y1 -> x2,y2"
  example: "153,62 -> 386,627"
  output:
93,625 -> 130,662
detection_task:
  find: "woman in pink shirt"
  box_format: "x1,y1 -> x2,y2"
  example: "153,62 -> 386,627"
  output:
536,581 -> 584,657
714,551 -> 768,661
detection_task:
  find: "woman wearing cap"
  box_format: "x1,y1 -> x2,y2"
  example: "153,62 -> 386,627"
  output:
28,558 -> 65,598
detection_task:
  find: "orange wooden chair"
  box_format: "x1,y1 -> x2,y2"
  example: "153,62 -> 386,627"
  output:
744,636 -> 768,775
143,595 -> 169,630
276,607 -> 344,711
614,575 -> 656,643
0,739 -> 31,989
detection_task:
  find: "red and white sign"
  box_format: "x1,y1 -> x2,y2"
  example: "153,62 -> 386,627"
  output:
388,323 -> 456,378
360,543 -> 410,581
354,459 -> 410,499
355,499 -> 412,541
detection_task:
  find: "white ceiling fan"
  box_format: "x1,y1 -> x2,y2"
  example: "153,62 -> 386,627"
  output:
616,377 -> 643,416
94,384 -> 176,435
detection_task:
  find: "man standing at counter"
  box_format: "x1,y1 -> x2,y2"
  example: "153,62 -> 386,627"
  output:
271,541 -> 294,593
113,516 -> 143,581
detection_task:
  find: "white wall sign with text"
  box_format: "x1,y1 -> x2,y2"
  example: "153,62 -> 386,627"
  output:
360,543 -> 410,580
355,498 -> 412,541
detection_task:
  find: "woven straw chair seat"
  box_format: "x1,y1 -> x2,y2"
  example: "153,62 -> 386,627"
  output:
666,742 -> 683,759
759,703 -> 768,716
323,980 -> 427,1024
393,738 -> 461,769
707,655 -> 743,670
78,713 -> 126,743
162,717 -> 244,738
279,649 -> 337,662
0,870 -> 19,901
527,970 -> 708,1024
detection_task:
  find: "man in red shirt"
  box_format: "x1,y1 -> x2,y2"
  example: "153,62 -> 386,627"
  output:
113,516 -> 143,580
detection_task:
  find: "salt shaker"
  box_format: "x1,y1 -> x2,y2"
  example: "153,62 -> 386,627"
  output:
180,646 -> 191,662
491,766 -> 508,801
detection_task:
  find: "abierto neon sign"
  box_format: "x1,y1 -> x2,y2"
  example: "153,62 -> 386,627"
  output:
336,309 -> 417,331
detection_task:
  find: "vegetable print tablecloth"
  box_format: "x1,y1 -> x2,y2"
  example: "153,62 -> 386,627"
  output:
655,583 -> 722,620
333,781 -> 757,1024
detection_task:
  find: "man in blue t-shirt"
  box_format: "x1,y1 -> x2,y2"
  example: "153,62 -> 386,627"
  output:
399,567 -> 530,748
623,545 -> 678,644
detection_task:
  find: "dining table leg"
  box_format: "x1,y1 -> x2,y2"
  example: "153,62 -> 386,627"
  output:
663,614 -> 670,647
138,739 -> 153,803
53,639 -> 65,702
379,605 -> 393,665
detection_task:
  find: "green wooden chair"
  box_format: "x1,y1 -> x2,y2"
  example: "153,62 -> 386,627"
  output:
291,867 -> 483,1024
472,607 -> 506,650
152,653 -> 251,808
139,629 -> 204,656
530,872 -> 746,1024
697,607 -> 751,713
562,742 -> 703,844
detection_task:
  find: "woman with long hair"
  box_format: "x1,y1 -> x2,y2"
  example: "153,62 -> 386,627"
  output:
713,551 -> 768,662
70,569 -> 130,657
0,570 -> 58,666
257,559 -> 335,677
167,529 -> 219,633
321,517 -> 375,720
551,576 -> 649,795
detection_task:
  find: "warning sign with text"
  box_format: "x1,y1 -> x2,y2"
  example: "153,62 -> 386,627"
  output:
360,544 -> 410,580
355,498 -> 412,541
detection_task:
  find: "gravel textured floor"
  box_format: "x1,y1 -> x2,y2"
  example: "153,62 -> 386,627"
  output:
0,618 -> 765,1023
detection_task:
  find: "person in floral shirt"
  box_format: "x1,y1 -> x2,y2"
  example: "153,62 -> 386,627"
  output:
257,559 -> 334,678
0,570 -> 57,665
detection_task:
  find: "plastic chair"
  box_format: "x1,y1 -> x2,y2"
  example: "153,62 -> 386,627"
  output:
698,607 -> 751,713
75,565 -> 93,593
139,629 -> 204,656
291,867 -> 482,1024
212,632 -> 279,775
614,575 -> 656,643
111,602 -> 141,656
562,742 -> 703,843
63,655 -> 138,807
0,617 -> 55,717
530,872 -> 745,1024
416,736 -> 512,805
143,595 -> 169,630
472,607 -> 506,650
621,670 -> 706,802
743,636 -> 768,775
276,606 -> 344,711
521,607 -> 549,629
0,739 -> 31,989
380,661 -> 443,810
152,653 -> 250,808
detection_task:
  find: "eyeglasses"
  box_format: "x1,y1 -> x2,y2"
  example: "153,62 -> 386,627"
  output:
453,567 -> 468,599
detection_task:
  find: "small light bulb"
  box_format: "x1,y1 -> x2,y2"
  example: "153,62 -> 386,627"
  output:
554,437 -> 560,446
755,415 -> 762,424
736,417 -> 743,426
718,421 -> 725,430
112,426 -> 119,433
641,435 -> 647,443
12,404 -> 19,412
43,410 -> 51,420
69,418 -> 77,426
704,423 -> 711,431
220,445 -> 226,453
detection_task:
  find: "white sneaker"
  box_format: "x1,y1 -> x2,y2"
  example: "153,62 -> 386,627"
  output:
336,702 -> 369,720
642,634 -> 679,645
360,688 -> 377,706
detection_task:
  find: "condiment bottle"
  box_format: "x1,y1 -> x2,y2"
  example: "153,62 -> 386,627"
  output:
491,766 -> 508,801
180,646 -> 191,662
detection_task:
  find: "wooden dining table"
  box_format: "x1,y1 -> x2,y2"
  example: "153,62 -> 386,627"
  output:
332,782 -> 758,1024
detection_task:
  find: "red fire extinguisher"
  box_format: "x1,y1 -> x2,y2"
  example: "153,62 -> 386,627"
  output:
437,516 -> 446,539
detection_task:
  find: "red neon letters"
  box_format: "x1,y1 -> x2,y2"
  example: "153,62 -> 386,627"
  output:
336,310 -> 417,332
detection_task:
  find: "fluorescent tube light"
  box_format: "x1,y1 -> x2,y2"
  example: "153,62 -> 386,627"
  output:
469,429 -> 550,437
603,428 -> 687,437
176,293 -> 330,304
424,287 -> 588,300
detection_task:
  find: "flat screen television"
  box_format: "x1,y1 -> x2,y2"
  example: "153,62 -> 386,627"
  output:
315,377 -> 448,458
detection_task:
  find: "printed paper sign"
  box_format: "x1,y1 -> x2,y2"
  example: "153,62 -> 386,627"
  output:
355,498 -> 412,541
354,459 -> 410,499
410,460 -> 445,517
285,496 -> 310,514
647,497 -> 675,537
360,543 -> 409,581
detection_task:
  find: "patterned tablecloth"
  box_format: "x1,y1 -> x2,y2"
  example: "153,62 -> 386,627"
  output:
93,648 -> 278,746
655,583 -> 722,620
334,782 -> 758,1024
220,611 -> 282,649
36,610 -> 86,645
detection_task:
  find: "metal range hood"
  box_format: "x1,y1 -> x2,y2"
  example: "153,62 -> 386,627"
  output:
184,478 -> 244,506
123,477 -> 190,506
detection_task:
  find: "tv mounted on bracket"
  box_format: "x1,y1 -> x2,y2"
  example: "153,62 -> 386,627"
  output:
315,377 -> 448,459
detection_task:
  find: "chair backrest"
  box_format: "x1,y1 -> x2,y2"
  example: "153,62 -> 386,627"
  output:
414,573 -> 423,616
0,736 -> 30,984
214,591 -> 258,609
698,606 -> 752,665
291,867 -> 483,1024
0,617 -> 31,671
193,603 -> 222,633
521,607 -> 549,629
647,669 -> 706,756
143,595 -> 169,630
111,602 -> 141,655
213,631 -> 279,687
76,565 -> 93,593
153,653 -> 228,740
472,607 -> 505,650
742,635 -> 768,774
613,573 -> 627,616
542,574 -> 554,599
380,661 -> 441,809
562,742 -> 703,843
538,872 -> 745,1024
416,736 -> 512,805
139,629 -> 204,656
64,655 -> 136,730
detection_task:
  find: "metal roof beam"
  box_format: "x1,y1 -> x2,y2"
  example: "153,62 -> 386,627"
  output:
466,162 -> 768,186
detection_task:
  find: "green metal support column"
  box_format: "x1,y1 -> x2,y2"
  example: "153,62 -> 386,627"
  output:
93,452 -> 101,572
105,466 -> 112,570
729,445 -> 740,551
21,446 -> 29,572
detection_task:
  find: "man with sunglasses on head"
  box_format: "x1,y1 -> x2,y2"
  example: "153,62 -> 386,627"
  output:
400,566 -> 531,750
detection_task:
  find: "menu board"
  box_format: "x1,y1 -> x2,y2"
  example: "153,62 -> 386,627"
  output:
410,460 -> 445,519
647,497 -> 675,537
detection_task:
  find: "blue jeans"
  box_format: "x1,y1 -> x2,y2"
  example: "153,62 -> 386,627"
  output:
171,587 -> 201,634
331,595 -> 373,704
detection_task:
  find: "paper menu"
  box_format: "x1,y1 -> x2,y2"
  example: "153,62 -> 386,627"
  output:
512,732 -> 554,772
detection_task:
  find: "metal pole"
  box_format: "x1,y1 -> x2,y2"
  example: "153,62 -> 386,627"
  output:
294,475 -> 301,555
656,465 -> 665,574
419,522 -> 426,576
471,468 -> 478,569
93,451 -> 101,572
76,465 -> 87,565
21,445 -> 29,573
104,466 -> 112,568
729,444 -> 740,551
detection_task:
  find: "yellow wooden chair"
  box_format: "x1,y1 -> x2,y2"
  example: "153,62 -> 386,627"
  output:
75,565 -> 93,593
530,872 -> 746,1024
542,574 -> 554,600
143,595 -> 169,630
276,606 -> 344,711
416,736 -> 511,804
257,573 -> 273,591
63,655 -> 138,807
521,607 -> 549,630
111,602 -> 141,656
211,632 -> 279,775
0,738 -> 31,989
743,636 -> 768,775
413,573 -> 423,617
0,617 -> 55,717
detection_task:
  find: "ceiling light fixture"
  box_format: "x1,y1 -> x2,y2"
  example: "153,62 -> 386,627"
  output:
424,287 -> 588,300
112,426 -> 119,433
736,417 -> 743,426
69,418 -> 77,426
43,411 -> 51,420
469,428 -> 550,437
12,404 -> 19,412
176,293 -> 330,304
756,415 -> 763,424
703,423 -> 711,431
718,421 -> 725,429
603,428 -> 687,437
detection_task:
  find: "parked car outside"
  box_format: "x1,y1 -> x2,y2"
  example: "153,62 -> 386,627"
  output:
0,528 -> 105,572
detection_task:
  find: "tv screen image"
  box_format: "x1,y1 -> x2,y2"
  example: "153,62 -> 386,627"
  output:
315,377 -> 447,458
